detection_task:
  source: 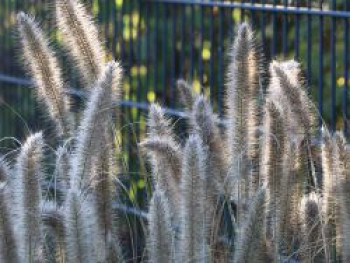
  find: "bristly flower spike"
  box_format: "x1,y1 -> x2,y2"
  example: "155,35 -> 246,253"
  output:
17,13 -> 72,137
147,190 -> 175,263
55,0 -> 104,84
14,132 -> 44,262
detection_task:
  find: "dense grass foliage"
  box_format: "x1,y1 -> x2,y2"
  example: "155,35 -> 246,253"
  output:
0,0 -> 349,262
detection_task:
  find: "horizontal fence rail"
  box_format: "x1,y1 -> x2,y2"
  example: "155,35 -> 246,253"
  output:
146,0 -> 350,18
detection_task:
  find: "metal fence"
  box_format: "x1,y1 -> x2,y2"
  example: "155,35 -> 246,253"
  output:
0,0 -> 349,144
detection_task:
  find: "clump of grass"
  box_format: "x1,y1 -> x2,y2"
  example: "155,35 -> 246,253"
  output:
142,24 -> 350,263
2,1 -> 350,262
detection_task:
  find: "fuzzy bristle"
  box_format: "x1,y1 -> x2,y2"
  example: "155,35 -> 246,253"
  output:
56,146 -> 70,191
275,143 -> 299,260
261,100 -> 286,247
17,12 -> 71,137
144,104 -> 181,213
69,61 -> 122,189
41,201 -> 66,262
0,157 -> 10,182
300,193 -> 323,262
140,137 -> 182,183
91,141 -> 124,263
147,104 -> 176,138
15,132 -> 44,262
225,23 -> 260,221
64,188 -> 98,263
0,183 -> 19,263
179,135 -> 208,262
177,79 -> 196,111
233,188 -> 269,263
147,190 -> 175,263
333,132 -> 350,262
55,0 -> 104,84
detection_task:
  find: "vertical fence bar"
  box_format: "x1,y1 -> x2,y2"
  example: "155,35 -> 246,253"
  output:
145,2 -> 150,103
294,0 -> 300,59
282,0 -> 288,57
209,5 -> 214,104
179,3 -> 185,79
318,2 -> 324,129
306,0 -> 312,88
161,3 -> 168,102
199,4 -> 204,90
170,5 -> 176,107
260,0 -> 266,49
136,0 -> 142,140
271,0 -> 277,57
240,0 -> 245,22
154,2 -> 159,95
111,1 -> 117,59
344,0 -> 349,135
330,0 -> 336,131
218,5 -> 224,116
190,4 -> 194,80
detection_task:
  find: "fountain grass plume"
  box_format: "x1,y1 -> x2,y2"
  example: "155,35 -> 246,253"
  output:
192,95 -> 227,193
41,201 -> 65,263
260,100 -> 286,247
179,135 -> 209,263
139,137 -> 182,183
233,188 -> 269,263
274,143 -> 300,260
17,12 -> 71,137
320,127 -> 336,261
333,132 -> 350,262
177,79 -> 196,111
91,142 -> 124,263
140,137 -> 181,211
55,0 -> 104,84
70,61 -> 122,189
300,192 -> 323,262
270,61 -> 316,133
56,146 -> 70,191
225,23 -> 252,222
147,104 -> 176,138
147,190 -> 175,263
191,96 -> 230,256
321,127 -> 335,216
143,104 -> 181,212
0,183 -> 20,263
64,188 -> 98,263
278,60 -> 317,135
0,157 -> 10,182
15,132 -> 44,262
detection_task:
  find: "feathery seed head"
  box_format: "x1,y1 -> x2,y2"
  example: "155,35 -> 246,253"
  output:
147,104 -> 174,138
0,183 -> 20,263
177,79 -> 195,111
55,0 -> 104,84
17,12 -> 71,137
70,62 -> 122,189
192,95 -> 218,140
233,188 -> 268,263
0,157 -> 10,182
148,190 -> 175,263
56,146 -> 70,191
16,132 -> 44,262
64,188 -> 98,263
179,135 -> 208,262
